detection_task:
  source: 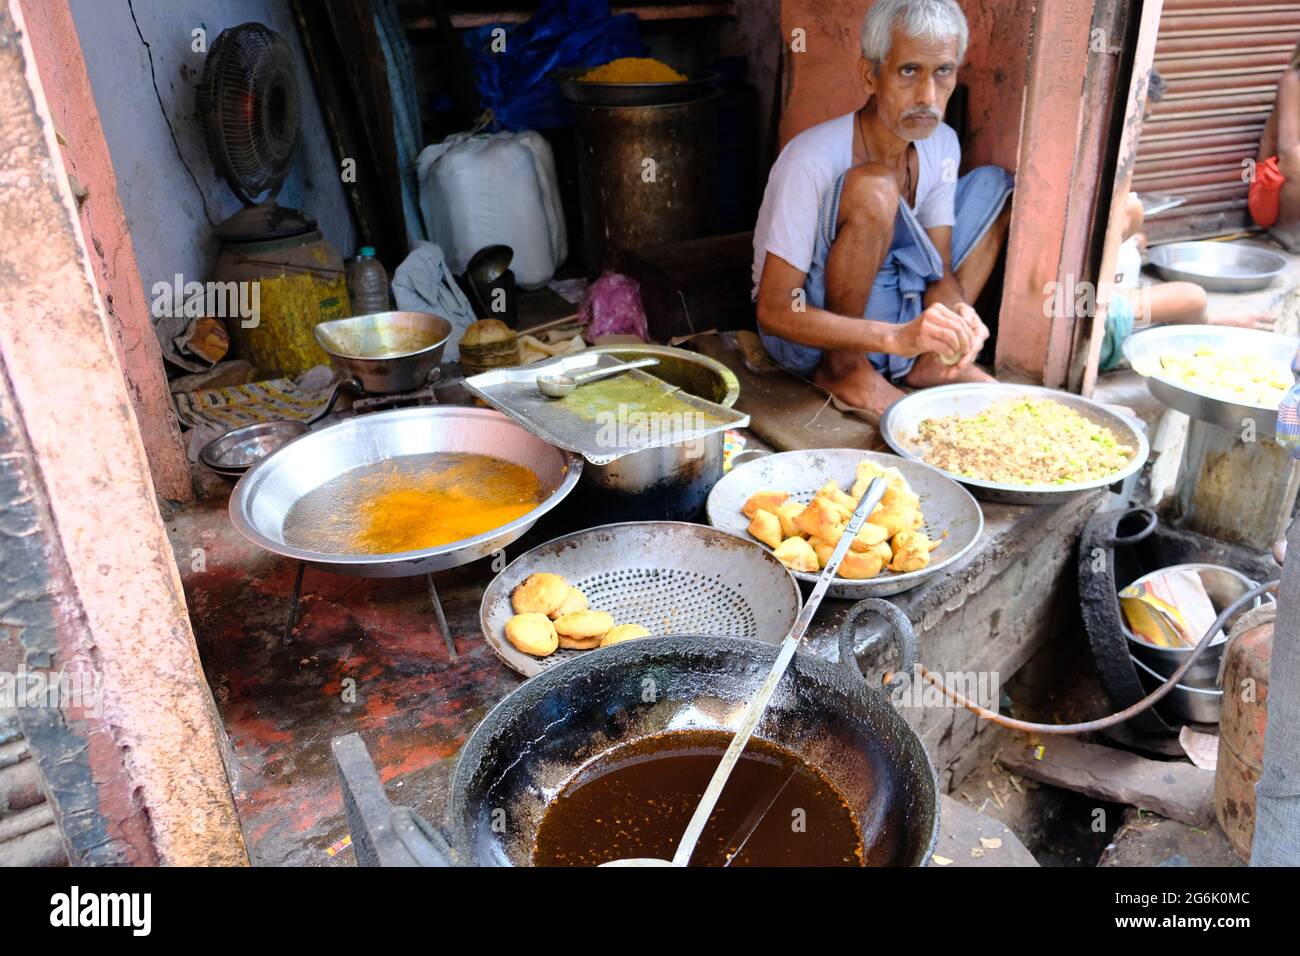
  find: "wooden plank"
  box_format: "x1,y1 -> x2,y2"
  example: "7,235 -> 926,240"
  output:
998,736 -> 1215,826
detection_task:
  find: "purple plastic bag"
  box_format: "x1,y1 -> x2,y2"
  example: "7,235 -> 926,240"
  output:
579,272 -> 649,343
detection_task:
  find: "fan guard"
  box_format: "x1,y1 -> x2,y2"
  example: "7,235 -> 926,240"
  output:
198,23 -> 302,206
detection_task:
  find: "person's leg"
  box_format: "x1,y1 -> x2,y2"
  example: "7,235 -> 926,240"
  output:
954,203 -> 1011,303
813,163 -> 905,415
1131,282 -> 1273,329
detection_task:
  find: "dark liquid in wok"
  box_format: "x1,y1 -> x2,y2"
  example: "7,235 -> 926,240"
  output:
532,730 -> 864,867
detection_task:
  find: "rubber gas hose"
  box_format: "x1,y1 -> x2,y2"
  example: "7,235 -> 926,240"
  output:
913,580 -> 1279,735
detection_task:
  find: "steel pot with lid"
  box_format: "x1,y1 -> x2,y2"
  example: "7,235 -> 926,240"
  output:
575,344 -> 740,522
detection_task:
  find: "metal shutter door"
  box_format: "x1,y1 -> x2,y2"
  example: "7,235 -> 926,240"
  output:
1134,0 -> 1300,242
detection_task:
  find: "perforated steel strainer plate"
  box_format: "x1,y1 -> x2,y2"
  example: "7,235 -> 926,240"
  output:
480,522 -> 803,677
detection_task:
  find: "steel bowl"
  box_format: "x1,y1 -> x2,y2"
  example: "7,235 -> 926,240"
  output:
706,449 -> 983,599
229,406 -> 581,577
200,420 -> 309,475
480,521 -> 803,677
314,311 -> 452,394
880,383 -> 1150,505
1122,324 -> 1299,436
1131,654 -> 1223,725
1147,241 -> 1287,293
1121,564 -> 1265,688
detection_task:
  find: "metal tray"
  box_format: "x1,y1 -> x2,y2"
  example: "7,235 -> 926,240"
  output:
879,384 -> 1150,505
1147,241 -> 1286,292
1122,324 -> 1298,436
229,406 -> 581,577
705,449 -> 983,598
463,352 -> 748,465
480,521 -> 802,678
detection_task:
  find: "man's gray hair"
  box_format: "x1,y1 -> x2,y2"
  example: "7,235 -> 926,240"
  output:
860,0 -> 969,68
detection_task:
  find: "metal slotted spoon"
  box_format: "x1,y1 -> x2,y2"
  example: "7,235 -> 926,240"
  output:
601,477 -> 889,867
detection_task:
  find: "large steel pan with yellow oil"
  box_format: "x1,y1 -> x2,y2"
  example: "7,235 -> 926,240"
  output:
229,406 -> 581,576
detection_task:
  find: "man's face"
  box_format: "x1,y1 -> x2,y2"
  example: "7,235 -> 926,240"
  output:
861,29 -> 959,142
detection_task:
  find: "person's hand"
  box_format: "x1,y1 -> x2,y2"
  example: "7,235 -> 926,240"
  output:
894,303 -> 972,359
952,303 -> 990,370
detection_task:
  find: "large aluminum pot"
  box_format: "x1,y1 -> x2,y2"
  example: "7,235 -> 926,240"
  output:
578,344 -> 740,522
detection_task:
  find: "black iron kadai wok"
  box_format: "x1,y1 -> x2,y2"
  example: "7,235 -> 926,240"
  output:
333,599 -> 939,868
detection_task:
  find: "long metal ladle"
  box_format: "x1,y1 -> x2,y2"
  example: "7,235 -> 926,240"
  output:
601,476 -> 889,867
536,358 -> 659,398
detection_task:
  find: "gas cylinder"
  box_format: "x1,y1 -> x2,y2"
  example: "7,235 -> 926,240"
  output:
1214,604 -> 1273,862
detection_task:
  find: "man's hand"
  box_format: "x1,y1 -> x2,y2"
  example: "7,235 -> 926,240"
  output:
893,303 -> 973,359
952,302 -> 989,370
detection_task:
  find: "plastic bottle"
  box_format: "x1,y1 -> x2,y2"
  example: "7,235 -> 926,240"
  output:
346,246 -> 390,315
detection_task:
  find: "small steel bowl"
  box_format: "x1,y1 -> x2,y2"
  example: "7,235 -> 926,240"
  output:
200,420 -> 309,475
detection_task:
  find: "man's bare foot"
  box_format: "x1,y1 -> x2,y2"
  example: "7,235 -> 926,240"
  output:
1208,312 -> 1275,331
904,353 -> 997,388
813,351 -> 904,416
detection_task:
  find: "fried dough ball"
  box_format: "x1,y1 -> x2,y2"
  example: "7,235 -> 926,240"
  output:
794,497 -> 846,542
773,536 -> 820,573
743,490 -> 790,519
775,499 -> 806,539
809,538 -> 834,568
748,508 -> 785,549
600,623 -> 651,647
553,610 -> 615,641
504,613 -> 559,657
558,633 -> 603,650
550,584 -> 588,619
511,572 -> 571,616
838,548 -> 885,580
889,530 -> 938,573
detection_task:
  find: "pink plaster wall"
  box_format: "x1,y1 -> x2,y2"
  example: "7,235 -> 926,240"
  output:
776,0 -> 1030,175
18,0 -> 192,502
0,0 -> 245,865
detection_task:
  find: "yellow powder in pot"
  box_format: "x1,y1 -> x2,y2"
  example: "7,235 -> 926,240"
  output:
580,57 -> 687,84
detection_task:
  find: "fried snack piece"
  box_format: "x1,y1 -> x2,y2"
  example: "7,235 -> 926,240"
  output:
809,538 -> 834,568
889,530 -> 939,573
815,480 -> 857,519
794,496 -> 845,542
600,623 -> 651,647
511,572 -> 570,616
504,613 -> 559,657
850,521 -> 890,552
774,536 -> 820,573
748,508 -> 785,549
743,490 -> 790,519
558,633 -> 603,650
553,610 -> 615,641
838,548 -> 885,580
870,502 -> 921,538
775,499 -> 806,539
550,584 -> 588,619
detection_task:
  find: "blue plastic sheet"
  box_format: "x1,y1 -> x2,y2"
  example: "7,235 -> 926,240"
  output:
463,0 -> 643,131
